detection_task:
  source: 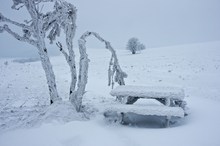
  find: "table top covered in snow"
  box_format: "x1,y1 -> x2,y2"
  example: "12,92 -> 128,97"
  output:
110,85 -> 185,100
105,103 -> 185,118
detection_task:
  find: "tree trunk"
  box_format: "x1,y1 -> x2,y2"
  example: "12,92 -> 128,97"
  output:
38,44 -> 61,104
66,25 -> 77,100
70,39 -> 89,112
69,57 -> 77,95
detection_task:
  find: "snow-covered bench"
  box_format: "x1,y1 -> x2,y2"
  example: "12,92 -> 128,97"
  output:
104,85 -> 187,127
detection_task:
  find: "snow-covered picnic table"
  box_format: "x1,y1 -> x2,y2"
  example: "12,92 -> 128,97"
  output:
104,85 -> 187,127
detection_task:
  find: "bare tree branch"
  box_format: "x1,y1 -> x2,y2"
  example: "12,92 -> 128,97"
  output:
79,31 -> 127,86
1,25 -> 37,47
13,4 -> 25,10
0,26 -> 3,33
0,13 -> 4,22
0,12 -> 32,32
56,41 -> 69,62
11,0 -> 24,10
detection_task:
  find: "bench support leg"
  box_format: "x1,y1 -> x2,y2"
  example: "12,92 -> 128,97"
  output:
165,116 -> 171,128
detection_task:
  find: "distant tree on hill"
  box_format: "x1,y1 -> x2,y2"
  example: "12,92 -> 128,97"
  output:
137,43 -> 146,52
126,37 -> 146,54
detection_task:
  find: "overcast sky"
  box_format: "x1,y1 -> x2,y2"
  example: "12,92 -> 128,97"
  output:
0,0 -> 220,57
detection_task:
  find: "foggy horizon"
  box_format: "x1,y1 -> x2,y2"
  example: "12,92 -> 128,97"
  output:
0,0 -> 220,57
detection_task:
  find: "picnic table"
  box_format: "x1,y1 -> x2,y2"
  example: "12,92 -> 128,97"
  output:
104,85 -> 187,127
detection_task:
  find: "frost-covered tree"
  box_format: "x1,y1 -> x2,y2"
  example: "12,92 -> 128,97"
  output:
137,43 -> 146,51
0,0 -> 127,112
0,0 -> 77,104
126,37 -> 139,54
126,37 -> 145,54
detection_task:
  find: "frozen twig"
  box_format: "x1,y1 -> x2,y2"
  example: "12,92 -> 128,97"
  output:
2,24 -> 37,46
56,42 -> 69,62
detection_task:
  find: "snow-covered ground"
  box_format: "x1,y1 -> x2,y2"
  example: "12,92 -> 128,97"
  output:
0,41 -> 220,146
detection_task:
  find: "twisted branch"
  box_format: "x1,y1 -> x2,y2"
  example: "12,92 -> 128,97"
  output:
1,25 -> 37,46
72,31 -> 128,111
79,31 -> 127,87
56,41 -> 69,62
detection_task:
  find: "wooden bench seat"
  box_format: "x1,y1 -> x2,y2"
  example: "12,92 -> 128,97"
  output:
104,85 -> 187,127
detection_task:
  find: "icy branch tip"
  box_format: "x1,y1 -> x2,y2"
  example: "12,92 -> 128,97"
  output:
0,13 -> 4,22
0,26 -> 3,33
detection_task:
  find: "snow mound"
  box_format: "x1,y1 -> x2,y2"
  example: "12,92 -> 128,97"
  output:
0,101 -> 86,132
110,85 -> 185,100
105,103 -> 184,118
41,101 -> 86,123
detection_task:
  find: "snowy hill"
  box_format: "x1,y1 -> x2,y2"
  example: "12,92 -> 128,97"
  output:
0,41 -> 220,146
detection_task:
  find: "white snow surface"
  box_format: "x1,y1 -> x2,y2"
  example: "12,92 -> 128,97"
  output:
1,41 -> 220,146
110,85 -> 185,100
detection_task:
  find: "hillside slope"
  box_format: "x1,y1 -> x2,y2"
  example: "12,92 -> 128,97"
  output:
0,41 -> 220,146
